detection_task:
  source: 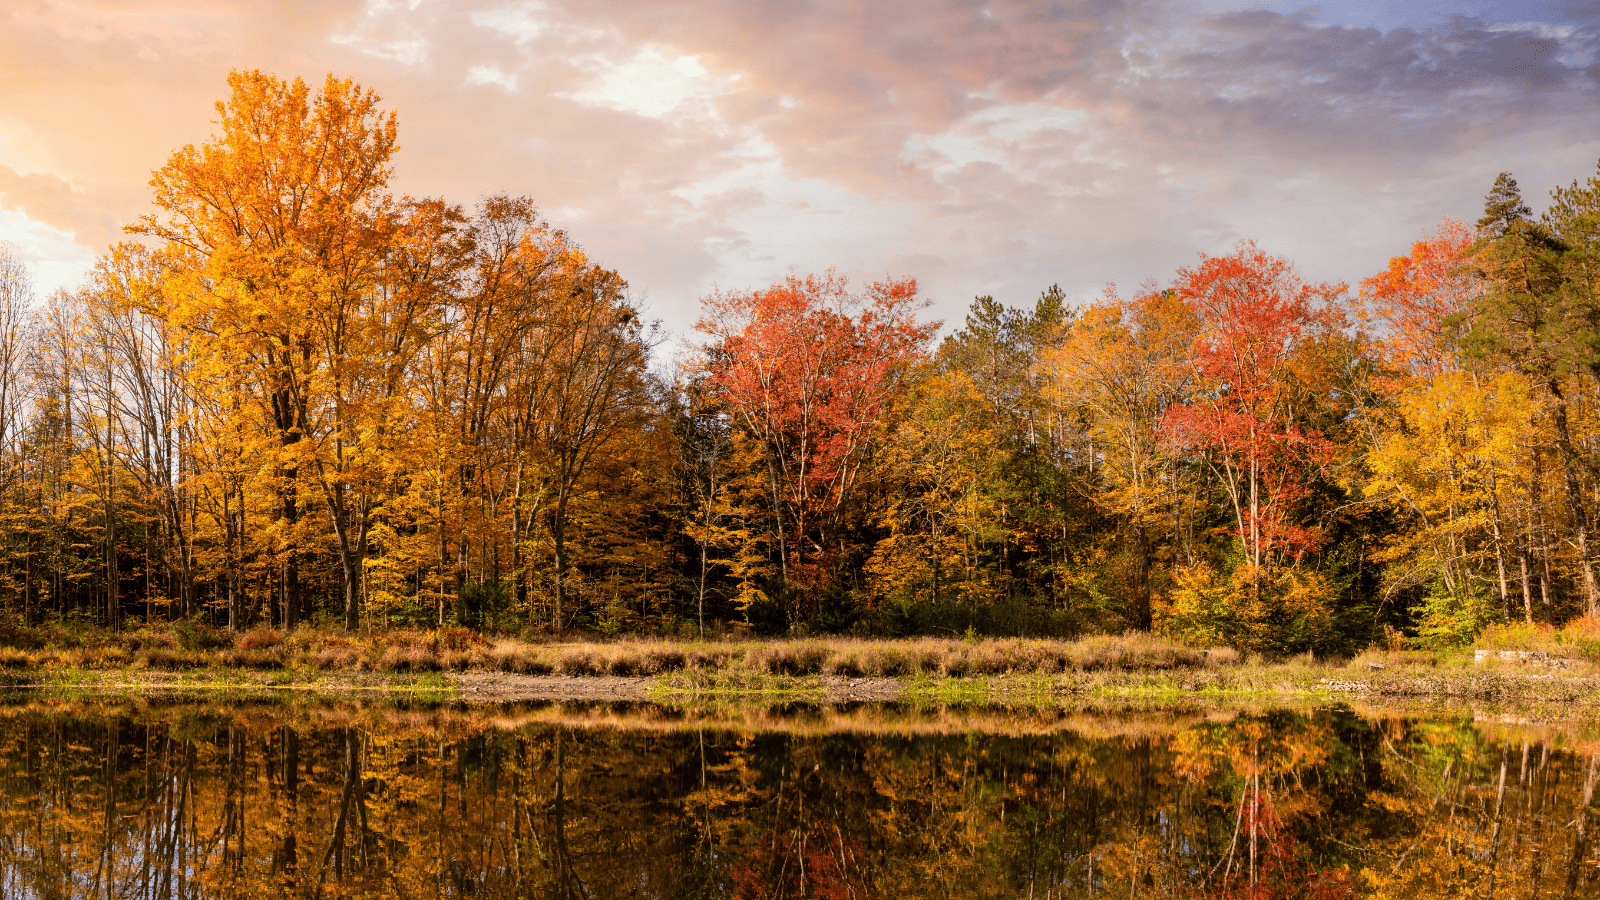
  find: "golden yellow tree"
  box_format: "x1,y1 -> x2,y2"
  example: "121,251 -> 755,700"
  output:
1042,287 -> 1200,628
132,70 -> 452,630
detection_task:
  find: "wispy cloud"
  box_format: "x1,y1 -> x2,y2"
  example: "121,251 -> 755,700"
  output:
0,0 -> 1596,338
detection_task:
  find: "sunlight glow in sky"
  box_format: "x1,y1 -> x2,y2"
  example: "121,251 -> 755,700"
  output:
1,0 -> 1597,346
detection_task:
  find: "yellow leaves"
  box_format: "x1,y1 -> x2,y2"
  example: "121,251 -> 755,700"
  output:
867,367 -> 1005,607
1042,288 -> 1198,527
1159,562 -> 1339,653
1364,367 -> 1545,621
1367,369 -> 1536,501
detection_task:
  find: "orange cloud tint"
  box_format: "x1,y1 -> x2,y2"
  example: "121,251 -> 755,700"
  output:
2,0 -> 1597,341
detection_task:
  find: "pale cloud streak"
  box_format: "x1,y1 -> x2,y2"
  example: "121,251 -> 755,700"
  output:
0,0 -> 1596,341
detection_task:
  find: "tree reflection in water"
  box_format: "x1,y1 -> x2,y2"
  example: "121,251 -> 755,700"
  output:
0,702 -> 1592,898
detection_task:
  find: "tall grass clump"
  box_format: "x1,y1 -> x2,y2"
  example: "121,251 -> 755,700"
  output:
1479,616 -> 1600,663
0,622 -> 1240,681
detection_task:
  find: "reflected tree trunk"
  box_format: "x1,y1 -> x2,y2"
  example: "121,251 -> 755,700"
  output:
273,725 -> 299,887
549,729 -> 589,898
317,726 -> 367,894
1564,753 -> 1599,899
1488,742 -> 1508,895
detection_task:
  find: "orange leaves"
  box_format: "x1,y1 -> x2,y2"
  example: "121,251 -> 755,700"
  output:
1160,242 -> 1344,566
140,71 -> 398,257
700,271 -> 936,605
1359,218 -> 1479,376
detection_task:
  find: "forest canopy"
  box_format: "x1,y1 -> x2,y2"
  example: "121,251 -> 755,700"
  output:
2,69 -> 1599,654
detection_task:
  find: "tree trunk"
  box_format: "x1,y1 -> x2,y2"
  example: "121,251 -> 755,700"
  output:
1133,524 -> 1153,631
1518,532 -> 1535,626
552,490 -> 568,633
1489,490 -> 1512,624
1549,387 -> 1600,615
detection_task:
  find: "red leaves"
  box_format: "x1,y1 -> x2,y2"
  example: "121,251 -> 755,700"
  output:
1192,788 -> 1359,900
1178,242 -> 1341,405
700,271 -> 935,600
1161,242 -> 1344,564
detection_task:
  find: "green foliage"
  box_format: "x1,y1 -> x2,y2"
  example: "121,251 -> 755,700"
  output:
456,581 -> 511,633
742,586 -> 790,636
1477,171 -> 1533,237
1410,575 -> 1497,649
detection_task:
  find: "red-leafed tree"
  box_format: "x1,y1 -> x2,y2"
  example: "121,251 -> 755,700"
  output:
1191,783 -> 1359,900
1161,243 -> 1344,569
700,271 -> 936,622
1360,217 -> 1480,376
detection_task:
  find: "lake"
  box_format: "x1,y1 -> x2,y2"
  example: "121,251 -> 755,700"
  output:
0,697 -> 1593,898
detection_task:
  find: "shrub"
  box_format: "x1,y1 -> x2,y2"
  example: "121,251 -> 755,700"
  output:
438,626 -> 484,652
1412,577 -> 1498,650
241,647 -> 287,669
457,581 -> 511,632
1558,616 -> 1600,663
1482,616 -> 1600,663
140,647 -> 201,669
172,618 -> 233,652
558,650 -> 601,676
236,628 -> 286,653
1158,563 -> 1341,655
309,646 -> 360,670
1478,620 -> 1558,652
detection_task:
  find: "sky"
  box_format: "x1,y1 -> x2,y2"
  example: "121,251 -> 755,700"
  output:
2,0 -> 1598,349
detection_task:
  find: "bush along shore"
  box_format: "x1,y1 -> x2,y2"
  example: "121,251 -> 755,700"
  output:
3,622 -> 1600,707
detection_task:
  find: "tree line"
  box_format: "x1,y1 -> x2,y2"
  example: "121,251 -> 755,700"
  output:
0,69 -> 1598,651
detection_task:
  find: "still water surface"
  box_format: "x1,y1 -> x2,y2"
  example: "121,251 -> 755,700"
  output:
0,699 -> 1594,898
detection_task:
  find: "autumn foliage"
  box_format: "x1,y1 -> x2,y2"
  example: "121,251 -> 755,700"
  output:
700,272 -> 935,625
1161,242 -> 1342,568
0,70 -> 1598,653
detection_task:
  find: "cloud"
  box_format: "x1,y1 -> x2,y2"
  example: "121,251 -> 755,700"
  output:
0,165 -> 122,249
0,0 -> 1595,343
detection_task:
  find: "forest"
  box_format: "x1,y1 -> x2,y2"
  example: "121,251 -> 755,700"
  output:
1,69 -> 1598,656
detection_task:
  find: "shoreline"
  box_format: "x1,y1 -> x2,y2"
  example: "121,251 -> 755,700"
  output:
5,664 -> 1599,713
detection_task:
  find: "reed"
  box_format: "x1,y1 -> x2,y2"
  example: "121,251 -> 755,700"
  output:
0,623 -> 1251,678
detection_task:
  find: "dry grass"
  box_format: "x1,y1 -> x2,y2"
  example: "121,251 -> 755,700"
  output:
1477,617 -> 1600,665
14,623 -> 1600,712
0,623 -> 1237,679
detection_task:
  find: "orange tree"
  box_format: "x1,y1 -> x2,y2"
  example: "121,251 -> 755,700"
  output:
699,271 -> 935,628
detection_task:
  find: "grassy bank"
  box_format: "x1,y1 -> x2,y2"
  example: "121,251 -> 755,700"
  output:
0,623 -> 1236,678
1,622 -> 1597,707
2,663 -> 461,703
